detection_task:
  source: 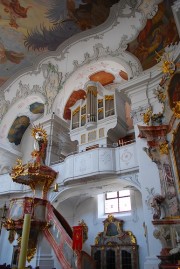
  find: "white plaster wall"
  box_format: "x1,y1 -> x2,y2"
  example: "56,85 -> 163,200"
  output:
21,125 -> 34,164
57,199 -> 74,227
35,234 -> 55,269
57,191 -> 147,269
134,125 -> 162,265
0,228 -> 14,265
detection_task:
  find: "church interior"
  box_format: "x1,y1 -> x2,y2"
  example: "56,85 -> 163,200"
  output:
0,0 -> 180,268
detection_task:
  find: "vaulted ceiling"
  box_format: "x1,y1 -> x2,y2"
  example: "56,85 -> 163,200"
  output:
0,0 -> 179,149
0,0 -> 120,87
0,0 -> 179,89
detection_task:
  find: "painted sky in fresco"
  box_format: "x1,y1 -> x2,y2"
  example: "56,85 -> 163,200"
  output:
0,0 -> 119,86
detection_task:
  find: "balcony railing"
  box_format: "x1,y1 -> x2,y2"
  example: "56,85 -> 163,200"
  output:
0,141 -> 139,195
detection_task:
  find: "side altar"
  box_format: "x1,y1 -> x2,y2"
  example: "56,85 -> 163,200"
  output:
91,214 -> 139,269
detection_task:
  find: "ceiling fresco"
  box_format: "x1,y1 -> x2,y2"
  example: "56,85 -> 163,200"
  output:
0,0 -> 179,88
0,0 -> 120,87
127,0 -> 180,70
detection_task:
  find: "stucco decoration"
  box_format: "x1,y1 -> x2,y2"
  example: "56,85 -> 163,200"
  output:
150,194 -> 165,220
2,81 -> 43,118
41,63 -> 62,114
130,105 -> 151,124
153,227 -> 171,249
0,62 -> 62,122
0,91 -> 10,121
72,43 -> 142,79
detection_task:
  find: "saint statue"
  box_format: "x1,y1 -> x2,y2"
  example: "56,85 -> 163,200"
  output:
31,124 -> 47,165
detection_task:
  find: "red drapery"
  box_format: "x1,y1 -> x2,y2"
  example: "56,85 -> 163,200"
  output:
72,226 -> 83,251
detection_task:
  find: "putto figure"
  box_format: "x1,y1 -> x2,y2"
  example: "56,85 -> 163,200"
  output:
31,124 -> 48,165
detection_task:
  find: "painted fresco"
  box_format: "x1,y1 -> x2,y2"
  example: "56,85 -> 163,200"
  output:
127,0 -> 180,70
7,115 -> 30,145
172,124 -> 180,189
7,101 -> 44,145
168,72 -> 180,109
30,102 -> 44,114
0,0 -> 120,87
89,71 -> 115,86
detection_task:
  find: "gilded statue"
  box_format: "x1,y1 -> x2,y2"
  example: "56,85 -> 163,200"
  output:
31,124 -> 47,165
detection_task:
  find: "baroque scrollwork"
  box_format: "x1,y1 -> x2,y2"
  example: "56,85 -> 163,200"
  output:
42,62 -> 62,114
0,91 -> 10,121
72,43 -> 142,78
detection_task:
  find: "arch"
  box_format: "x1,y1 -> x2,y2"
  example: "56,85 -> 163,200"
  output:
55,55 -> 141,120
0,95 -> 45,148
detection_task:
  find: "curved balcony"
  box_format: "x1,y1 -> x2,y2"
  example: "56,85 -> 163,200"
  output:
52,142 -> 139,185
0,142 -> 139,195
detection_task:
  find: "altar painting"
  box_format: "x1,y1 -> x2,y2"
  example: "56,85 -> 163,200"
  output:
172,123 -> 180,190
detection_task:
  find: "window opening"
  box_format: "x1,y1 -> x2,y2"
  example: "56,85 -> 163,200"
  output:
105,190 -> 131,214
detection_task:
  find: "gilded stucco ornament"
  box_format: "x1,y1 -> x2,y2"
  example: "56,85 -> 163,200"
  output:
154,86 -> 166,103
10,124 -> 57,199
142,107 -> 164,126
78,219 -> 88,243
94,214 -> 137,246
142,107 -> 153,125
173,101 -> 180,119
159,141 -> 169,155
156,51 -> 176,80
17,234 -> 37,263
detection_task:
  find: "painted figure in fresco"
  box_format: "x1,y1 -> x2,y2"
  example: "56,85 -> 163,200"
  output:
0,42 -> 24,64
127,0 -> 179,70
24,0 -> 121,51
0,0 -> 32,28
